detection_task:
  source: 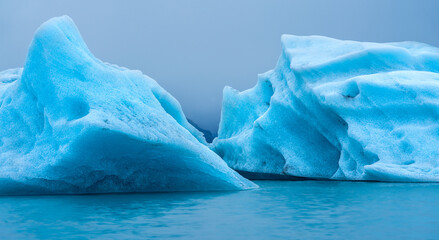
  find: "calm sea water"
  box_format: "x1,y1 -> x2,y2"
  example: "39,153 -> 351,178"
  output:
0,181 -> 438,240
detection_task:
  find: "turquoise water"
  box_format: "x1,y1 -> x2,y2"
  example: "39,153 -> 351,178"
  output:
1,181 -> 438,239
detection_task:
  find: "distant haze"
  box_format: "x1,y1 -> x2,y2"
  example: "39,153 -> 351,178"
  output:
1,0 -> 438,132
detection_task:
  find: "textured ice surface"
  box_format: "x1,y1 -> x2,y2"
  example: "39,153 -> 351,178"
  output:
213,35 -> 439,182
0,16 -> 256,194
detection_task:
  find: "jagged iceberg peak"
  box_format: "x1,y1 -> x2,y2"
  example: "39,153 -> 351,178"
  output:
0,16 -> 256,194
23,16 -> 207,143
213,35 -> 439,182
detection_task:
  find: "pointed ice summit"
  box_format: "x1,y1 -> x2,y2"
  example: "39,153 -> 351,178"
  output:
0,16 -> 256,194
213,35 -> 439,182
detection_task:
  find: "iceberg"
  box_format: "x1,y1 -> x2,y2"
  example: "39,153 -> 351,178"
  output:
0,16 -> 256,194
213,35 -> 439,182
187,119 -> 217,143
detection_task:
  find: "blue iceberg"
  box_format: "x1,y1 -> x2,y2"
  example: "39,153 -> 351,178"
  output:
213,35 -> 439,182
0,16 -> 256,194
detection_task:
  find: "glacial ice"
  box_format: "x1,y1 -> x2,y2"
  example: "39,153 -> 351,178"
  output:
187,119 -> 217,143
213,35 -> 439,182
0,16 -> 256,195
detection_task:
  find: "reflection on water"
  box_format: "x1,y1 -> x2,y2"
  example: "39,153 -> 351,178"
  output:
1,181 -> 439,239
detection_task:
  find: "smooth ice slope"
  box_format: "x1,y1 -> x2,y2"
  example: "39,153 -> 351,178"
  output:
213,35 -> 439,182
0,16 -> 256,195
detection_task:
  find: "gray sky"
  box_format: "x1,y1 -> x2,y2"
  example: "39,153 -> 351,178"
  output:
1,0 -> 438,132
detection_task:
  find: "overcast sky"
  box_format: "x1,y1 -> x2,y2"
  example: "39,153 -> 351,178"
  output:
1,0 -> 438,131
